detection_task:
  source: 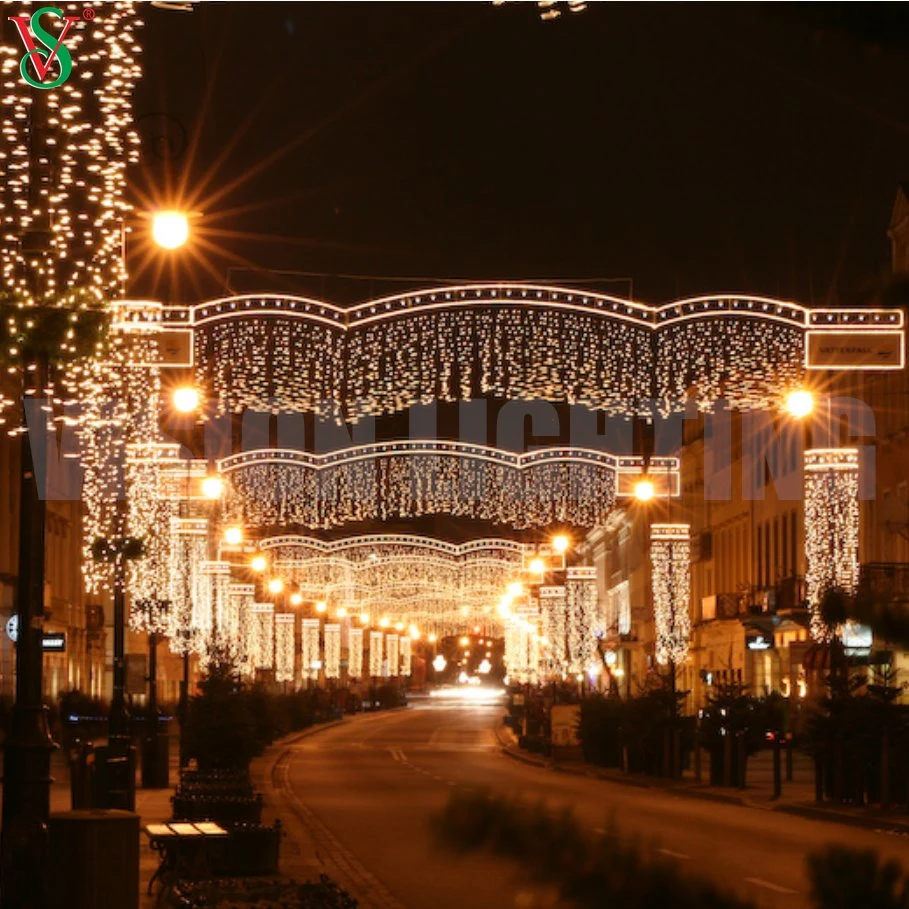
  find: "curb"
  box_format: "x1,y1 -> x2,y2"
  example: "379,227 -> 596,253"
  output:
774,802 -> 909,835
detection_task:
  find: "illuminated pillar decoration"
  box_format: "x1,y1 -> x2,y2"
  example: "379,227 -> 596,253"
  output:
567,567 -> 599,674
804,448 -> 860,642
650,524 -> 691,666
252,603 -> 274,670
369,631 -> 384,678
539,586 -> 567,678
167,518 -> 209,655
400,636 -> 412,677
230,584 -> 256,676
201,561 -> 232,660
324,623 -> 341,679
348,627 -> 364,679
275,614 -> 295,683
301,618 -> 320,680
386,634 -> 400,678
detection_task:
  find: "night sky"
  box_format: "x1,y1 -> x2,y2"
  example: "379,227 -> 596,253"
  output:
132,2 -> 909,307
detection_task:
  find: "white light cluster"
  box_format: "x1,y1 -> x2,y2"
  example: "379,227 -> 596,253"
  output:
566,567 -> 599,674
539,586 -> 567,677
323,623 -> 341,679
230,583 -> 256,675
650,523 -> 691,666
0,3 -> 141,416
261,534 -> 523,637
301,617 -> 320,679
348,627 -> 364,679
274,613 -> 295,682
400,636 -> 412,677
504,603 -> 540,684
804,448 -> 860,642
222,444 -> 622,530
188,289 -> 822,421
166,518 -> 208,655
369,631 -> 384,678
386,634 -> 400,679
251,603 -> 274,670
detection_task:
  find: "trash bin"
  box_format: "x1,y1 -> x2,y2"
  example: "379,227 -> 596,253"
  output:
47,810 -> 139,909
141,724 -> 170,789
68,740 -> 95,809
91,744 -> 137,811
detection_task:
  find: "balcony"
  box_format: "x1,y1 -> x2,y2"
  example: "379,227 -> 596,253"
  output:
860,562 -> 909,600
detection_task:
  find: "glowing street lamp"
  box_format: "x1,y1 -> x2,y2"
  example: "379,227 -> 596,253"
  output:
529,557 -> 546,576
784,388 -> 815,420
267,578 -> 284,596
634,478 -> 656,502
552,534 -> 570,554
250,554 -> 267,573
507,581 -> 524,598
151,209 -> 190,250
223,526 -> 243,546
433,654 -> 447,672
315,600 -> 327,614
289,592 -> 303,607
172,385 -> 200,414
201,474 -> 224,500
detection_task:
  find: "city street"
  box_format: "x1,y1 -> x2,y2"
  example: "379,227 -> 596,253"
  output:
279,701 -> 909,909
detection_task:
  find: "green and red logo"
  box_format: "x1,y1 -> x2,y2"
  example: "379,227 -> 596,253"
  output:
7,6 -> 94,89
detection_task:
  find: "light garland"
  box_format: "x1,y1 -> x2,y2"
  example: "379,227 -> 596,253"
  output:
369,631 -> 383,678
251,603 -> 274,671
804,448 -> 860,642
348,627 -> 363,679
539,586 -> 567,677
566,567 -> 599,674
261,534 -> 523,637
221,444 -> 656,531
166,518 -> 208,655
650,524 -> 691,666
0,2 -> 142,417
274,613 -> 295,683
229,583 -> 256,676
301,618 -> 320,680
324,623 -> 341,679
400,636 -> 412,677
386,634 -> 400,679
181,289 -> 902,422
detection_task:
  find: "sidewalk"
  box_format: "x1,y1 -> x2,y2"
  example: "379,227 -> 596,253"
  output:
495,723 -> 909,834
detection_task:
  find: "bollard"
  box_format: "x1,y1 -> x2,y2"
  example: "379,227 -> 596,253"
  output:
772,735 -> 782,800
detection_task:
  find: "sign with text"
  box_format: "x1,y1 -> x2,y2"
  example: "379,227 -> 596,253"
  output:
806,331 -> 904,370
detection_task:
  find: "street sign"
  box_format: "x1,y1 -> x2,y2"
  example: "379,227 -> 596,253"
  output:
806,330 -> 904,370
42,633 -> 66,653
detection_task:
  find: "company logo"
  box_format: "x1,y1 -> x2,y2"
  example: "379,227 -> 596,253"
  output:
7,6 -> 94,90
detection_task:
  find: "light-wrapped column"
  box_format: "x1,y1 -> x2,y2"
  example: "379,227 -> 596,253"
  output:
348,627 -> 364,679
275,614 -> 295,682
252,603 -> 274,670
230,584 -> 256,675
201,561 -> 232,661
539,586 -> 567,678
167,518 -> 209,656
301,618 -> 321,680
386,634 -> 400,678
400,636 -> 412,677
804,448 -> 860,642
650,524 -> 691,666
324,623 -> 341,679
369,631 -> 384,677
567,567 -> 599,674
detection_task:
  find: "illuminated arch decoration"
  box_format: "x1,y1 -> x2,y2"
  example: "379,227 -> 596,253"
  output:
259,534 -> 524,637
220,444 -> 677,531
650,523 -> 691,667
165,285 -> 904,420
804,448 -> 860,642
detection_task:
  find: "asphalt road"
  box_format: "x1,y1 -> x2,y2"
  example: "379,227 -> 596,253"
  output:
281,696 -> 909,909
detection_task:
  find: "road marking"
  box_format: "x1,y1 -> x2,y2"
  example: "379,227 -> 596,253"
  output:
744,877 -> 798,895
656,848 -> 690,860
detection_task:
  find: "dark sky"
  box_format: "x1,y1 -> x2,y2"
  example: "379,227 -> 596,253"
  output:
132,2 -> 909,306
